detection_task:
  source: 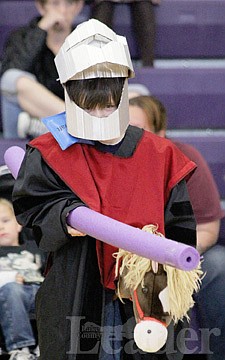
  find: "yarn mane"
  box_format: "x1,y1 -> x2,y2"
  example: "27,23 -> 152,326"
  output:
114,224 -> 203,323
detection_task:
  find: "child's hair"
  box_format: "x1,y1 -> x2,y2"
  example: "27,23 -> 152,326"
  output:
65,77 -> 125,110
129,95 -> 167,133
0,198 -> 14,214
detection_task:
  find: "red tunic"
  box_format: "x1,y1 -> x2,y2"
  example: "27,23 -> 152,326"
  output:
31,130 -> 196,289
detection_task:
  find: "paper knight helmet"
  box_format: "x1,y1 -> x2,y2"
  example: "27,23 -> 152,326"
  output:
54,19 -> 135,141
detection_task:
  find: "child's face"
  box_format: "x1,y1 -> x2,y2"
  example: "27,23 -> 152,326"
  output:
0,204 -> 21,246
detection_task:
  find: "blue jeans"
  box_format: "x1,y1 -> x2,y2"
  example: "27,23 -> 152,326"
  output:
194,244 -> 225,360
1,95 -> 21,138
99,292 -> 123,360
0,282 -> 39,352
0,69 -> 36,138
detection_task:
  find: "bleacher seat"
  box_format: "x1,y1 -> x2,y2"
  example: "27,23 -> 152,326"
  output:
153,0 -> 225,59
0,1 -> 38,59
129,67 -> 225,130
113,0 -> 225,59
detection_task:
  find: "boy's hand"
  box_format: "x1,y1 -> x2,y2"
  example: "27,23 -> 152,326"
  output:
16,273 -> 24,284
67,225 -> 86,237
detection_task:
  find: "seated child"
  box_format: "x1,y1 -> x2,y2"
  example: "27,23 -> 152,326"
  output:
0,198 -> 44,360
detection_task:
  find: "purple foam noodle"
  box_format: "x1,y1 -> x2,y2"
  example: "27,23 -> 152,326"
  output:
4,146 -> 26,179
67,207 -> 200,271
5,146 -> 200,271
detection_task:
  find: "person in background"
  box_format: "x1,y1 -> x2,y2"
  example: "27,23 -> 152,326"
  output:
129,95 -> 225,360
0,0 -> 84,139
91,0 -> 160,67
0,198 -> 44,360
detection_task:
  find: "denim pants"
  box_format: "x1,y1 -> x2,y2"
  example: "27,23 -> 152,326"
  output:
0,282 -> 39,352
99,297 -> 123,360
194,244 -> 225,360
1,95 -> 21,139
0,69 -> 36,138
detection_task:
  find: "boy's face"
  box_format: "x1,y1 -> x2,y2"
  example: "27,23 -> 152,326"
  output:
0,204 -> 21,246
85,104 -> 117,118
37,0 -> 84,32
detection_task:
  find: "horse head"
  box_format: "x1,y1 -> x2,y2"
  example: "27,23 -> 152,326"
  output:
114,224 -> 202,353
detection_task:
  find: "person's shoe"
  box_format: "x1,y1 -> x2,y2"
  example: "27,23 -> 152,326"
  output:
17,112 -> 48,139
9,348 -> 36,360
31,345 -> 40,357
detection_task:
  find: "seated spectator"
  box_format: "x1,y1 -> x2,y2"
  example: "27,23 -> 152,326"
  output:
0,198 -> 45,359
129,95 -> 225,360
91,0 -> 160,67
0,0 -> 84,139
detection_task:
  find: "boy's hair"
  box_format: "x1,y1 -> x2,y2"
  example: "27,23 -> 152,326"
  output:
0,198 -> 14,214
129,95 -> 167,133
65,78 -> 125,110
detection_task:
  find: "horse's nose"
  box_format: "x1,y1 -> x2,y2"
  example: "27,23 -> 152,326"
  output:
134,319 -> 168,352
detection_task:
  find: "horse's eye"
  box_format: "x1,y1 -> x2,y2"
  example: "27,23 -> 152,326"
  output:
142,286 -> 148,294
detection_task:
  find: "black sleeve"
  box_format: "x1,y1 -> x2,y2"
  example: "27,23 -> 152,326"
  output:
12,147 -> 86,252
1,23 -> 47,75
164,179 -> 197,247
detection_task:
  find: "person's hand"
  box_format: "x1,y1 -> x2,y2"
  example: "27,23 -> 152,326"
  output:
38,8 -> 69,32
15,273 -> 24,284
67,225 -> 86,237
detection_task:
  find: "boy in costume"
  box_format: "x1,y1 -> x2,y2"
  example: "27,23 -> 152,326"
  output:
13,19 -> 197,360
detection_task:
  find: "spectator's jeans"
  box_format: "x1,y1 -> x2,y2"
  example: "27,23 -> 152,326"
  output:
0,69 -> 36,139
194,244 -> 225,360
0,282 -> 39,352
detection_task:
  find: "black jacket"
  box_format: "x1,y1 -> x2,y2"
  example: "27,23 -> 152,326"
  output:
1,17 -> 64,100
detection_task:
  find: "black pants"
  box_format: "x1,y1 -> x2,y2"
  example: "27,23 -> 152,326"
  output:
91,1 -> 155,66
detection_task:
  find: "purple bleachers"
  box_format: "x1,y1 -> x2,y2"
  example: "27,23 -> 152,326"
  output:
154,0 -> 225,59
113,0 -> 225,59
0,1 -> 39,58
1,0 -> 225,60
129,67 -> 225,130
